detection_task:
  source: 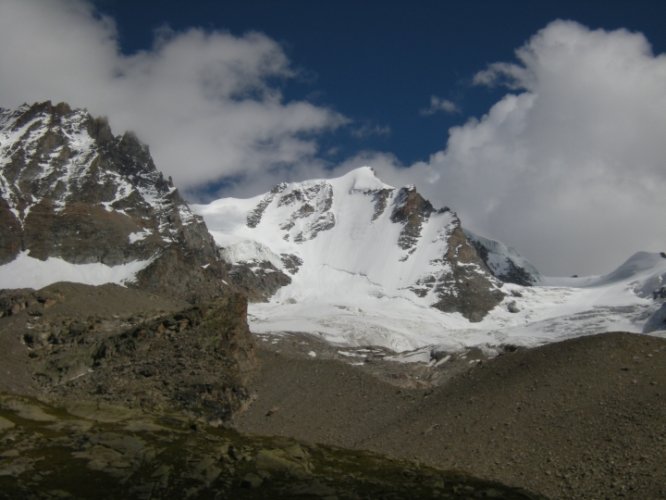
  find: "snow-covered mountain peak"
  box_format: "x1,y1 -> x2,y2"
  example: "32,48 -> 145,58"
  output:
336,166 -> 394,192
195,167 -> 505,322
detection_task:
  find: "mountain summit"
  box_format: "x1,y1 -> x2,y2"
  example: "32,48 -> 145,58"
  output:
195,166 -> 505,322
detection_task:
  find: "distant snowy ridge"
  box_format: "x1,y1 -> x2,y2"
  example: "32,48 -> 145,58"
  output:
464,230 -> 542,286
543,251 -> 666,289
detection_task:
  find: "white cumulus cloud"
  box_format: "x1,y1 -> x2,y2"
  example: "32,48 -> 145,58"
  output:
0,0 -> 346,190
420,95 -> 460,115
372,20 -> 666,275
350,122 -> 392,138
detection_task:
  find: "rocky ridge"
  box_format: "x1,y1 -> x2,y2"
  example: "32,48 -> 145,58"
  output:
0,101 -> 228,302
0,283 -> 256,425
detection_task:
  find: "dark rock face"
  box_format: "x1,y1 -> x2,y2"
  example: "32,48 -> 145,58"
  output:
229,260 -> 293,302
431,226 -> 505,321
495,257 -> 536,286
79,295 -> 255,422
0,197 -> 22,263
277,182 -> 335,242
280,253 -> 303,274
224,251 -> 302,303
134,246 -> 227,304
391,186 -> 435,251
387,188 -> 504,321
371,188 -> 393,220
0,101 -> 229,302
470,238 -> 537,286
1,283 -> 256,424
246,187 -> 281,228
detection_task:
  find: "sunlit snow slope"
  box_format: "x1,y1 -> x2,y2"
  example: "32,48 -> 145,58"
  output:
195,167 -> 666,354
199,168 -> 461,300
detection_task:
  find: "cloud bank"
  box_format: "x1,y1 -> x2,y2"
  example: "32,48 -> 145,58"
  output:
0,0 -> 345,190
369,21 -> 666,275
0,3 -> 664,275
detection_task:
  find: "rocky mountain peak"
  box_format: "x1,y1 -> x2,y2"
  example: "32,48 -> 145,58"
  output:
0,101 -> 230,302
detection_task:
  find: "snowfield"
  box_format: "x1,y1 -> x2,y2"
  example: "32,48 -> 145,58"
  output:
245,259 -> 666,356
0,252 -> 154,290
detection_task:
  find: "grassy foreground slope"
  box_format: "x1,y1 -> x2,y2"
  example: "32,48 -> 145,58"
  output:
0,394 -> 542,500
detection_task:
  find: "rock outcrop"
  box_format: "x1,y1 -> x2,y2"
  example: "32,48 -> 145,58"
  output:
390,185 -> 435,251
0,283 -> 256,424
431,225 -> 505,321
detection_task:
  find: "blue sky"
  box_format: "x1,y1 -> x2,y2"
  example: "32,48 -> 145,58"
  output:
1,0 -> 665,274
92,0 -> 666,166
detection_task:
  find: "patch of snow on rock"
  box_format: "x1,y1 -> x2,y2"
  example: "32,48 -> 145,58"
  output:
0,252 -> 154,290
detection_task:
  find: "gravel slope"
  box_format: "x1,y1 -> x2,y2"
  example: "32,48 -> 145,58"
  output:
234,332 -> 666,499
